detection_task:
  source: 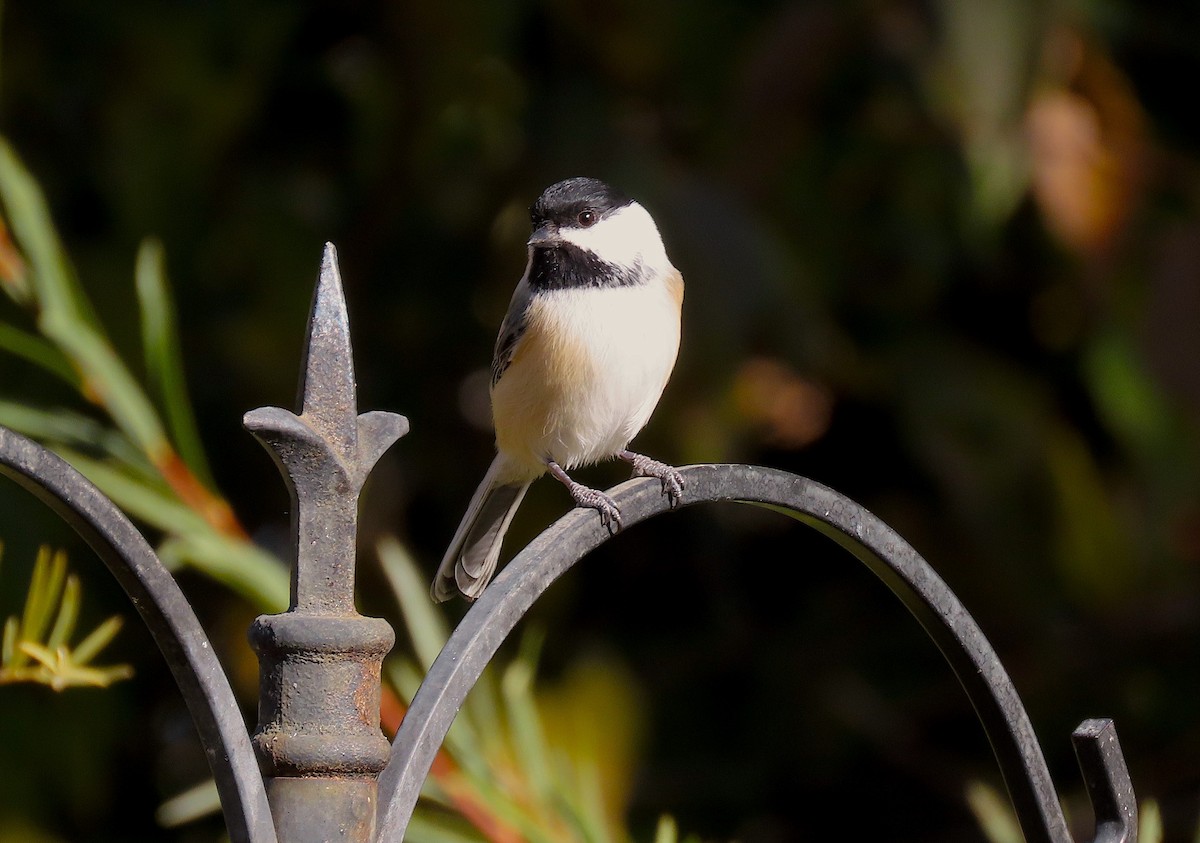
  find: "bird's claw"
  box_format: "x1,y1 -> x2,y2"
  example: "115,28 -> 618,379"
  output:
546,459 -> 624,533
658,468 -> 685,508
570,485 -> 623,534
621,452 -> 685,508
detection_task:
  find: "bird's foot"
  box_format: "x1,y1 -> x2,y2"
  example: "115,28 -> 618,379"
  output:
546,460 -> 623,533
619,450 -> 684,508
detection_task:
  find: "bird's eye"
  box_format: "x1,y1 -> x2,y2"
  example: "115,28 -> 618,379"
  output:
577,210 -> 596,227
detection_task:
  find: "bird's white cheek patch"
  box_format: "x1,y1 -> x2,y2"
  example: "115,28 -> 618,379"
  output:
560,203 -> 671,276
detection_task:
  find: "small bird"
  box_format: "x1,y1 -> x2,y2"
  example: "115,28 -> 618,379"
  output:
432,177 -> 685,601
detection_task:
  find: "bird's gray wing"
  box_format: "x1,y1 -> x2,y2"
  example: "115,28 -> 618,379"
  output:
491,277 -> 533,386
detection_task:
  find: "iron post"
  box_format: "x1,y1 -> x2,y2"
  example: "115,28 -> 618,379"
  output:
244,244 -> 407,841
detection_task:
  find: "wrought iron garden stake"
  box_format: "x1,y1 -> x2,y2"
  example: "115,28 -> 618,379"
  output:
244,244 -> 407,842
0,239 -> 1140,842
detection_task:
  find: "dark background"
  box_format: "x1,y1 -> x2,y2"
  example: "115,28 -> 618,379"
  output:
1,1 -> 1199,840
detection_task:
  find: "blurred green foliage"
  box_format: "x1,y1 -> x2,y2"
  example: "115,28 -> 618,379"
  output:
381,538 -> 700,843
0,0 -> 1199,841
967,780 -> 1177,843
0,544 -> 131,691
0,134 -> 290,612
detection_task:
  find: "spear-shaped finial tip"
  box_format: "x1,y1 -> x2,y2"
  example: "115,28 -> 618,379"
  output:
298,242 -> 356,449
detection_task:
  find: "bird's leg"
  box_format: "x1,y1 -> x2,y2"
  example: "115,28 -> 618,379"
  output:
546,460 -> 623,533
618,450 -> 684,508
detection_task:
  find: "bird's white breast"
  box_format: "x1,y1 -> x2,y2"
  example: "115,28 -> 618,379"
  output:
491,275 -> 681,475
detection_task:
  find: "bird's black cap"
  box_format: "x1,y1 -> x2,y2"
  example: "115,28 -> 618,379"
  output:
530,177 -> 633,228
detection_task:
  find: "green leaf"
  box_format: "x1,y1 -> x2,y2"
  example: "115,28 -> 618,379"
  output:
135,237 -> 213,486
377,538 -> 518,788
21,547 -> 66,651
55,448 -> 209,534
965,780 -> 1023,843
17,641 -> 133,691
0,136 -> 101,329
39,310 -> 169,459
571,765 -> 616,843
459,663 -> 505,776
51,448 -> 289,611
157,778 -> 220,828
1,543 -> 132,691
62,663 -> 134,690
45,574 -> 80,651
404,811 -> 488,843
1046,424 -> 1137,608
653,815 -> 679,843
156,533 -> 289,613
0,136 -> 173,470
1083,333 -> 1172,456
0,321 -> 80,386
1,616 -> 17,666
17,641 -> 59,671
1139,798 -> 1162,843
501,631 -> 552,805
71,616 -> 125,666
377,537 -> 450,671
385,656 -> 425,705
449,771 -> 560,843
0,401 -> 156,476
384,658 -> 486,781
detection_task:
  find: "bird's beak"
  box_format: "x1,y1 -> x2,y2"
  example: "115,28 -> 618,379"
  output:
527,222 -> 560,248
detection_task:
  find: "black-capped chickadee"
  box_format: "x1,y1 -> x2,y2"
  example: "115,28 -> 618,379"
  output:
432,177 -> 685,601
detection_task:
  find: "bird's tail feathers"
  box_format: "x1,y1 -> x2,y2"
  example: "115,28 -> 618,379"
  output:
432,455 -> 531,602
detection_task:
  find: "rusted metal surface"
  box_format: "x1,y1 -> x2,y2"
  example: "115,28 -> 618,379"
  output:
244,243 -> 407,841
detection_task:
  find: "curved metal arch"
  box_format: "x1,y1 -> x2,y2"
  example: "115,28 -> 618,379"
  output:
377,463 -> 1136,843
0,426 -> 277,843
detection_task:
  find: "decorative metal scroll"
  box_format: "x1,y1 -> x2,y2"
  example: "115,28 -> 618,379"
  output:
0,427 -> 277,843
373,466 -> 1137,843
0,244 -> 1137,843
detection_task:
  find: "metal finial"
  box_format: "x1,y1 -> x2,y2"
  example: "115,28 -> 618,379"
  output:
297,243 -> 359,456
243,244 -> 405,841
244,243 -> 408,612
